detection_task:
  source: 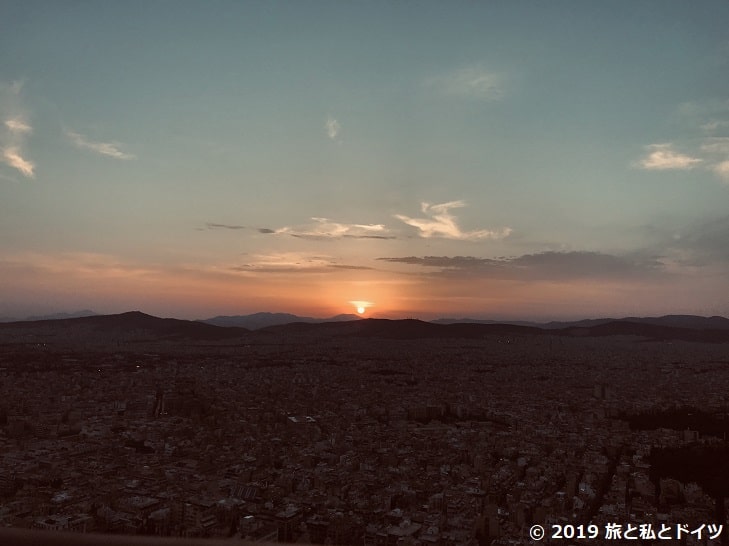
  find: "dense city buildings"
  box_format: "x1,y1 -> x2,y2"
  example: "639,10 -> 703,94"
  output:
1,316 -> 729,545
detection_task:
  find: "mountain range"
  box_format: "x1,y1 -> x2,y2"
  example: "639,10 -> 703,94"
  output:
3,310 -> 728,331
200,312 -> 360,330
431,314 -> 729,330
1,311 -> 729,344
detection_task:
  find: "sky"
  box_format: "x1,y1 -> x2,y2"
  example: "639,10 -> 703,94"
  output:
1,1 -> 729,321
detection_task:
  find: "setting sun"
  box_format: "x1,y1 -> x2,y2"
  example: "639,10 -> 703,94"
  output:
350,300 -> 374,316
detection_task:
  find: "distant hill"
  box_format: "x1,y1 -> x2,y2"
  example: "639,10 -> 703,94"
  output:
542,315 -> 729,330
431,317 -> 539,327
344,319 -> 541,339
0,311 -> 248,342
552,320 -> 729,343
259,318 -> 547,339
433,315 -> 729,331
83,311 -> 249,339
259,317 -> 729,342
0,310 -> 98,323
1,311 -> 728,346
201,312 -> 360,330
25,310 -> 98,321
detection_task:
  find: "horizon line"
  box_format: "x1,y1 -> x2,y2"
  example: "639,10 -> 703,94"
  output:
2,309 -> 728,325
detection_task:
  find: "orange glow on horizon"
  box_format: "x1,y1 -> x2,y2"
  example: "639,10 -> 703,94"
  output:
349,300 -> 374,316
3,251 -> 710,321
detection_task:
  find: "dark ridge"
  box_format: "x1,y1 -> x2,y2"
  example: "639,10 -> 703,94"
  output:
442,322 -> 541,337
25,310 -> 98,321
257,318 -> 444,339
345,318 -> 443,339
553,320 -> 729,343
544,314 -> 729,330
431,318 -> 540,327
258,318 -> 544,339
432,314 -> 729,330
201,312 -> 360,329
258,318 -> 729,342
202,312 -> 304,328
0,311 -> 249,340
2,312 -> 728,344
255,319 -> 362,335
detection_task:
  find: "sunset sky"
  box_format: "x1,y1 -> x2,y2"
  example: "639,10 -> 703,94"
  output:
2,1 -> 729,321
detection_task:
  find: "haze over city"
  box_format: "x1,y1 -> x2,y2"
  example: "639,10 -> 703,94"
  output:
2,1 -> 729,321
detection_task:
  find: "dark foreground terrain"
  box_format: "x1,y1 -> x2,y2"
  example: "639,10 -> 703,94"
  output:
1,313 -> 729,544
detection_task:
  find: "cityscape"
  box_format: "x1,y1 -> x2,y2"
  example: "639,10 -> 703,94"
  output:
1,312 -> 729,544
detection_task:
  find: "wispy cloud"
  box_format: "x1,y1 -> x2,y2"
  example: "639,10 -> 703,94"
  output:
427,64 -> 505,101
379,250 -> 662,281
5,118 -> 31,134
206,222 -> 246,230
2,147 -> 35,178
235,252 -> 331,272
231,252 -> 371,274
66,130 -> 135,160
272,217 -> 395,240
641,100 -> 729,183
379,256 -> 500,268
203,222 -> 379,237
395,201 -> 511,241
325,116 -> 340,140
637,143 -> 702,170
331,264 -> 374,270
0,80 -> 34,178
